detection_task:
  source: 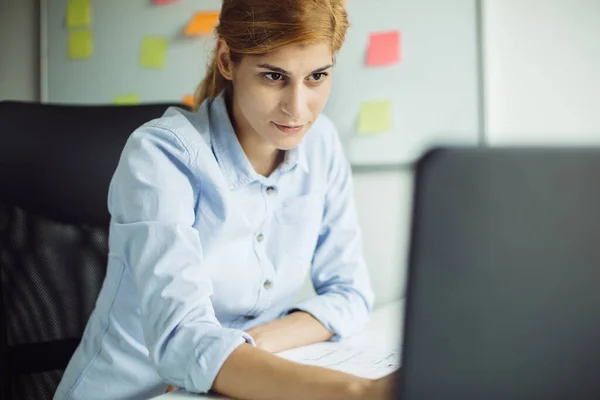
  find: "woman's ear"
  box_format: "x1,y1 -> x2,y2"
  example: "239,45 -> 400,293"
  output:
216,38 -> 234,81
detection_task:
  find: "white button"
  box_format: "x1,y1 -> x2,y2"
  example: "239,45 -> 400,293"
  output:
266,186 -> 276,195
256,233 -> 264,242
263,280 -> 273,289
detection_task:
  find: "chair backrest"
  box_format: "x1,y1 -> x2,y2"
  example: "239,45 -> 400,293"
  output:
0,101 -> 183,400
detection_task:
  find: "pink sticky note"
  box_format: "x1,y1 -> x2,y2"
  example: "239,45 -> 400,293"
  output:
367,31 -> 401,67
152,0 -> 178,5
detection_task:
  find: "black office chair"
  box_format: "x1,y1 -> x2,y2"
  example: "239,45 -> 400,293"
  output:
0,101 -> 185,400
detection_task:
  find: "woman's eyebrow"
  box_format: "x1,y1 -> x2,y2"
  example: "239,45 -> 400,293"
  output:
256,63 -> 289,75
256,63 -> 334,76
310,64 -> 333,74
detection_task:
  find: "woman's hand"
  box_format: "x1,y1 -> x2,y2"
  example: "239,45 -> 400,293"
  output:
245,324 -> 278,353
358,373 -> 397,400
245,311 -> 333,353
165,385 -> 176,393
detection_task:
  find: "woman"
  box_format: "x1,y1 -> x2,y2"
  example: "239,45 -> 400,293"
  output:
54,0 -> 395,399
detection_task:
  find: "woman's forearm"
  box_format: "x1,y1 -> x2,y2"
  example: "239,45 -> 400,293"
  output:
245,311 -> 333,353
212,343 -> 370,400
166,312 -> 338,395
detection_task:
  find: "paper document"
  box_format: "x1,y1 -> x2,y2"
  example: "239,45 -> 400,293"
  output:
277,342 -> 401,379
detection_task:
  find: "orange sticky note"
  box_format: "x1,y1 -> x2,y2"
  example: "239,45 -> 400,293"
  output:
366,31 -> 400,67
182,94 -> 195,108
184,12 -> 219,36
152,0 -> 178,4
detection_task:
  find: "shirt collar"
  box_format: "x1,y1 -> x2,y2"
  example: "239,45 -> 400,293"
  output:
279,141 -> 309,175
206,93 -> 309,189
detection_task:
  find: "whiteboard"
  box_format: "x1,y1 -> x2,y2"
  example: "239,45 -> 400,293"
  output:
41,0 -> 482,166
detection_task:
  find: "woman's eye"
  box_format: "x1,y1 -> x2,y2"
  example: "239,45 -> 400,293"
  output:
264,73 -> 284,81
309,73 -> 328,82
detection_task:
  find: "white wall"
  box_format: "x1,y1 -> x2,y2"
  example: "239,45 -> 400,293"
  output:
295,170 -> 413,308
483,0 -> 600,143
296,170 -> 413,307
353,171 -> 413,306
366,0 -> 600,306
0,0 -> 40,101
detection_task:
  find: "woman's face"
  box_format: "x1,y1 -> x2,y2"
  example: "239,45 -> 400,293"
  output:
220,41 -> 334,151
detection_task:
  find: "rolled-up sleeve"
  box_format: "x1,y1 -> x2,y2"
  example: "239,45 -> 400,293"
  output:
290,127 -> 375,341
108,125 -> 253,393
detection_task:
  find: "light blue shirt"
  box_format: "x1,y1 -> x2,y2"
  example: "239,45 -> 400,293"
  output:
54,94 -> 374,400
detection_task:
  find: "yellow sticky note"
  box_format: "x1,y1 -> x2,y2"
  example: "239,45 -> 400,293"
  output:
69,29 -> 93,59
184,12 -> 220,36
114,94 -> 140,105
357,100 -> 393,135
140,37 -> 168,69
67,0 -> 91,28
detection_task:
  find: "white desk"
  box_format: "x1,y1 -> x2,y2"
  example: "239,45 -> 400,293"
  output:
154,300 -> 404,399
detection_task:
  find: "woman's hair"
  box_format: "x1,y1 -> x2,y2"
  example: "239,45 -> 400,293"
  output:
193,0 -> 349,110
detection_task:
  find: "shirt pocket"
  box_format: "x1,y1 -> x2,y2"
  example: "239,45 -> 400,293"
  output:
273,193 -> 324,262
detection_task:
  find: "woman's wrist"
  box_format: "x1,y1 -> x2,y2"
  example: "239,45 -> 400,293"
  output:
245,310 -> 333,353
248,330 -> 277,353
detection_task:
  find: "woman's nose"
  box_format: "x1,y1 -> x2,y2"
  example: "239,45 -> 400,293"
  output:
280,85 -> 304,121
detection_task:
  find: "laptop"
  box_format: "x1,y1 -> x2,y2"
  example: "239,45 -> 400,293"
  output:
398,147 -> 600,400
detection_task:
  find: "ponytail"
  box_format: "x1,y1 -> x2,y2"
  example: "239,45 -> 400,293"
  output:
193,49 -> 231,110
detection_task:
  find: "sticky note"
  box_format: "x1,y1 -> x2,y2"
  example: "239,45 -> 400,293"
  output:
184,12 -> 220,36
67,0 -> 91,28
69,29 -> 93,59
357,100 -> 393,135
366,31 -> 400,67
139,37 -> 168,69
182,94 -> 195,108
114,94 -> 141,105
152,0 -> 178,4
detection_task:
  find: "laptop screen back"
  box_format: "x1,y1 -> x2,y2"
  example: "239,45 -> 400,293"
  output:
398,148 -> 600,400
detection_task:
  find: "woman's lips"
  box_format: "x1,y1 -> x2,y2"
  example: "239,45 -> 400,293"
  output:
272,122 -> 306,134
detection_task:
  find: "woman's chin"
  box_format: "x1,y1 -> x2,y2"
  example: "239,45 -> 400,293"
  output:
270,136 -> 304,151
